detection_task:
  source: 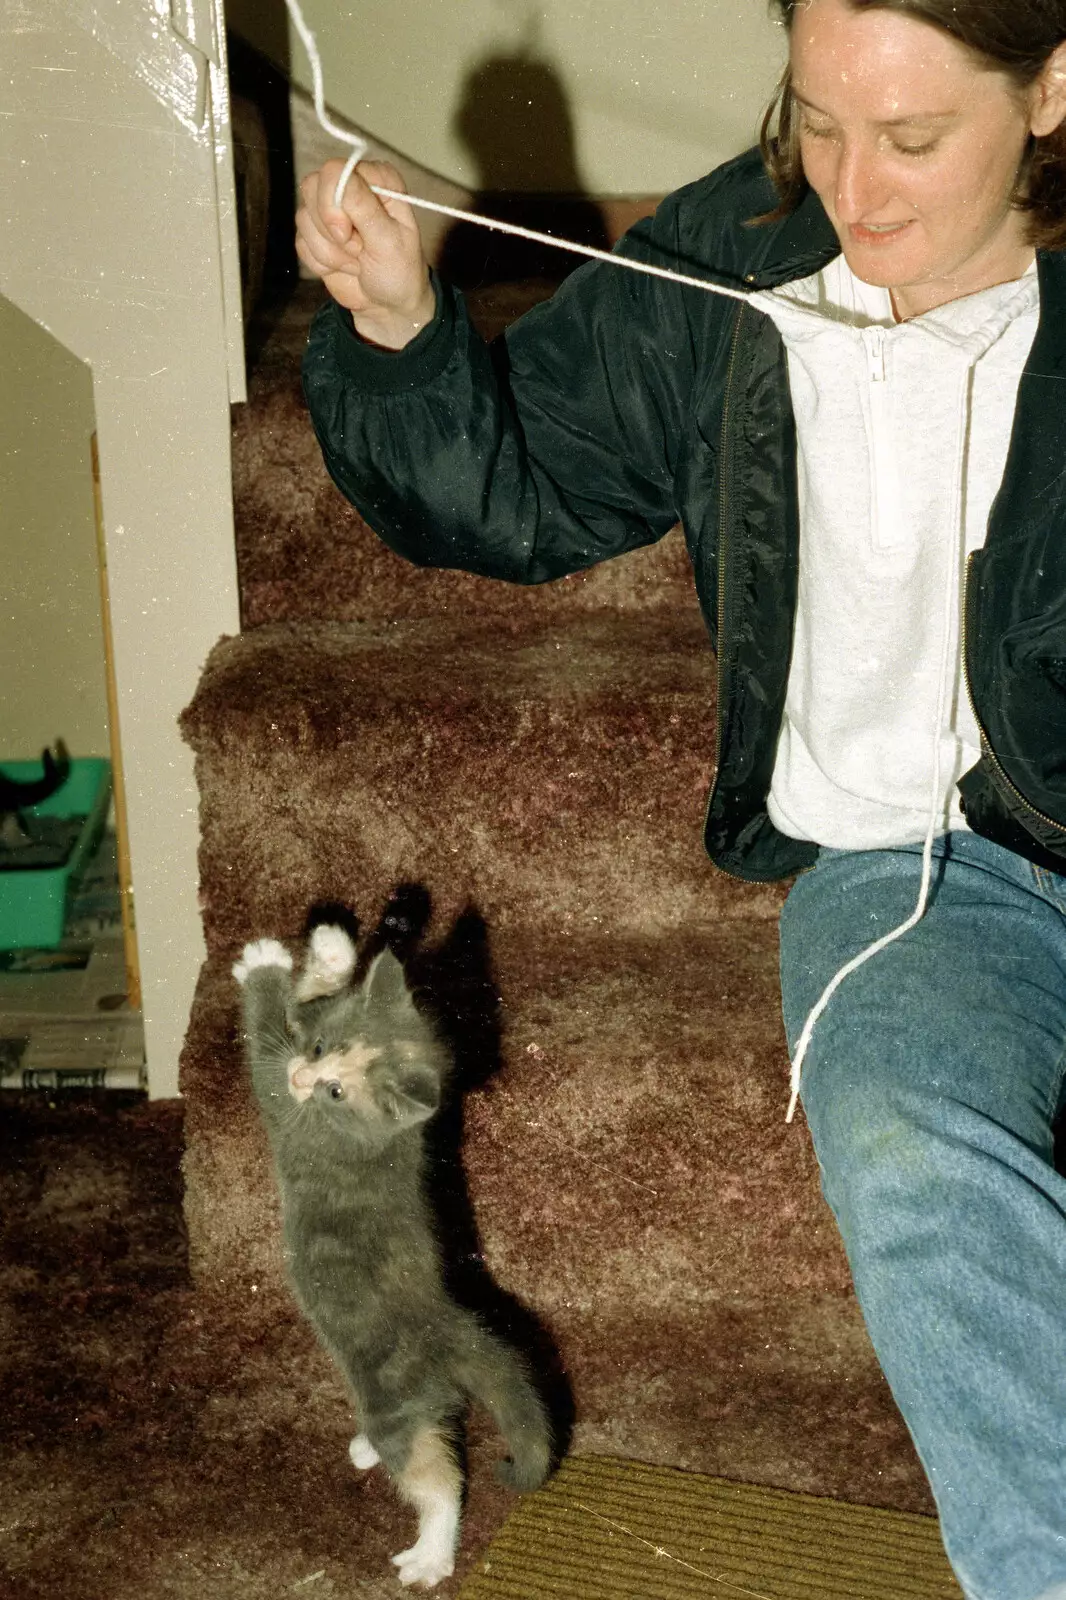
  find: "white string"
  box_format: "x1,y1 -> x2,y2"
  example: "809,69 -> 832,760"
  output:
359,182 -> 759,301
784,367 -> 971,1123
785,832 -> 938,1124
284,0 -> 753,306
285,0 -> 370,167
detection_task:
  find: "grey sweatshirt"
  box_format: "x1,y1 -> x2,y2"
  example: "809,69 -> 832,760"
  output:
750,256 -> 1039,851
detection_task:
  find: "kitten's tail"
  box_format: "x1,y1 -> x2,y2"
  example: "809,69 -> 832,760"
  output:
455,1322 -> 553,1492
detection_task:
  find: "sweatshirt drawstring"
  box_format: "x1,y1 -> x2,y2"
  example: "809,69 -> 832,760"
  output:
785,362 -> 972,1124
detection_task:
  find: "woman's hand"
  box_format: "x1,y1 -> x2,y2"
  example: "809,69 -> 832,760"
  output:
295,160 -> 436,350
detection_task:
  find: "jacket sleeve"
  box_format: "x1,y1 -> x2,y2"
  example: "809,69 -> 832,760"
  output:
300,201 -> 705,586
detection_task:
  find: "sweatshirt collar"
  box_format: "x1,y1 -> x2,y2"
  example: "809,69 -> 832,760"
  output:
742,181 -> 1066,349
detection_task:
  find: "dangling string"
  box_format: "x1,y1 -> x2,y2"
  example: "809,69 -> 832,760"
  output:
284,0 -> 370,170
283,0 -> 754,306
784,365 -> 972,1123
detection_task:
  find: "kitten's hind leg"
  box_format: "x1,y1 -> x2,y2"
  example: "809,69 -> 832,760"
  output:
387,1426 -> 462,1589
348,1433 -> 381,1471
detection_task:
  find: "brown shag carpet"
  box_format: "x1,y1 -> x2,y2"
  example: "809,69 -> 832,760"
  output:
0,1069 -> 932,1600
0,1090 -> 553,1599
0,269 -> 943,1600
180,271 -> 935,1586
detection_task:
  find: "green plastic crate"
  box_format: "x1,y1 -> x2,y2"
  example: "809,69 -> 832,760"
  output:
0,757 -> 112,951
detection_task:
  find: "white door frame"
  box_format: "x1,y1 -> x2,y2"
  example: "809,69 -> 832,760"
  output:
1,1 -> 245,1096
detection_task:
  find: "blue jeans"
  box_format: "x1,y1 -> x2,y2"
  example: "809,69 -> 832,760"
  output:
779,832 -> 1066,1600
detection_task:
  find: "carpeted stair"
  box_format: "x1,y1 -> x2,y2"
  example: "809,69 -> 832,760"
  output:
176,278 -> 937,1593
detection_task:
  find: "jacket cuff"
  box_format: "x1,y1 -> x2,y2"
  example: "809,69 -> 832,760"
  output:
325,272 -> 459,393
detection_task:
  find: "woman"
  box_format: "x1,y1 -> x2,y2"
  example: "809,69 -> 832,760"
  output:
295,4 -> 1066,1596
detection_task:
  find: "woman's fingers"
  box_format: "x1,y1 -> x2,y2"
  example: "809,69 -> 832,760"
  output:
348,160 -> 418,228
295,231 -> 352,283
332,160 -> 419,246
295,158 -> 429,324
299,159 -> 418,248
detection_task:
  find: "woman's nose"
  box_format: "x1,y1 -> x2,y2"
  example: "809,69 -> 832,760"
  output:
833,142 -> 892,222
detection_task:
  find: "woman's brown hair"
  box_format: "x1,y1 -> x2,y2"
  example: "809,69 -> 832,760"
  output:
757,0 -> 1066,248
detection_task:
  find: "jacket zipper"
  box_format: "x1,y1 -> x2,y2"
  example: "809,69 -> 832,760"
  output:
961,551 -> 1066,833
865,324 -> 887,384
712,304 -> 747,784
862,324 -> 903,551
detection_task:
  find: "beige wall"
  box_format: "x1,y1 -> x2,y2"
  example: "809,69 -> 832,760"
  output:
228,0 -> 787,195
2,2 -> 244,1098
1,297 -> 109,760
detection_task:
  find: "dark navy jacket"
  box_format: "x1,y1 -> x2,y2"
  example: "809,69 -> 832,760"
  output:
302,148 -> 1066,880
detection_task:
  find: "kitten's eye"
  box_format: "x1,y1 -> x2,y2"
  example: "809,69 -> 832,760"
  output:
311,1040 -> 324,1061
327,1080 -> 345,1101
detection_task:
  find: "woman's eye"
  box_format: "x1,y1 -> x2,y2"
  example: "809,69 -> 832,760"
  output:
798,117 -> 935,159
327,1080 -> 345,1101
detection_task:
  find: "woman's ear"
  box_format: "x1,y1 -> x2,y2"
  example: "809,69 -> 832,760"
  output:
1030,41 -> 1066,138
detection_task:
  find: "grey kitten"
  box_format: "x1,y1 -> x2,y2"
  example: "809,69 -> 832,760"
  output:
233,924 -> 551,1589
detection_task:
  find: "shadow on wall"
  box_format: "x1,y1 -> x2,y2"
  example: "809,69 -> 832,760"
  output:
226,8 -> 610,312
438,48 -> 610,289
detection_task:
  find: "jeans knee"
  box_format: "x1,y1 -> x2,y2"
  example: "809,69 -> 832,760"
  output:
802,1061 -> 937,1229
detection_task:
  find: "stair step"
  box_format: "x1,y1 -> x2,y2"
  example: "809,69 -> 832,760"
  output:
233,283 -> 700,628
180,922 -> 921,1502
182,920 -> 844,1309
177,276 -> 933,1526
463,922 -> 848,1312
180,612 -> 786,951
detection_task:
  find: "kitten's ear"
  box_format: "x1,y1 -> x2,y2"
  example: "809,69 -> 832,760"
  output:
362,948 -> 414,1014
378,1063 -> 440,1128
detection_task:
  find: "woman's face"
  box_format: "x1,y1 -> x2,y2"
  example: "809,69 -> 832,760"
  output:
790,0 -> 1066,316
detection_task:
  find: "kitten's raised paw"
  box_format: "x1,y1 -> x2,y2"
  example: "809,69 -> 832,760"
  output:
232,938 -> 294,985
309,923 -> 357,978
391,1541 -> 455,1589
348,1433 -> 381,1471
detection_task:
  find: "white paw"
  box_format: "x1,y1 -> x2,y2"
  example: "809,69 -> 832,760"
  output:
348,1433 -> 380,1470
232,938 -> 293,985
391,1540 -> 455,1589
309,923 -> 357,977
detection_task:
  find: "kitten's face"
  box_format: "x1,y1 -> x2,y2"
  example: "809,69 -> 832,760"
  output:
285,995 -> 383,1110
281,951 -> 442,1137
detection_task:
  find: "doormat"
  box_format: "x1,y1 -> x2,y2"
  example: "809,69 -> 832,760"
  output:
458,1454 -> 963,1599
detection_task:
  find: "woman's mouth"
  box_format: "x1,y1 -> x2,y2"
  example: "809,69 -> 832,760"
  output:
850,220 -> 913,245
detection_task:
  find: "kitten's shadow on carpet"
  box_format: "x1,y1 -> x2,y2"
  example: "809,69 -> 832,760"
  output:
305,885 -> 576,1467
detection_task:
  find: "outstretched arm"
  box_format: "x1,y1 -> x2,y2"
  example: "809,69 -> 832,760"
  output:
233,940 -> 295,1130
300,166 -> 712,588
